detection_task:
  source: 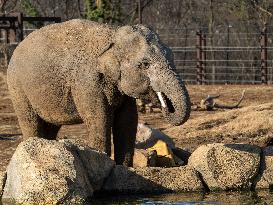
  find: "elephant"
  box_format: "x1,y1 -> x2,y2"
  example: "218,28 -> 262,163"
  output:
7,19 -> 191,166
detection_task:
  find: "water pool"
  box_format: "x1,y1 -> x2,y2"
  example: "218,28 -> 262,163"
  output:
91,190 -> 273,205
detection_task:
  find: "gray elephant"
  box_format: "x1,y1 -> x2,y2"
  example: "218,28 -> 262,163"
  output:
7,19 -> 191,166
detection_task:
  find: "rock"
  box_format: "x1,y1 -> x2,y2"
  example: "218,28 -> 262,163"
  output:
148,140 -> 183,167
255,146 -> 273,189
136,123 -> 175,149
133,149 -> 157,168
0,170 -> 6,197
188,143 -> 261,191
62,140 -> 115,191
102,165 -> 204,193
133,141 -> 184,168
172,147 -> 191,164
2,138 -> 115,205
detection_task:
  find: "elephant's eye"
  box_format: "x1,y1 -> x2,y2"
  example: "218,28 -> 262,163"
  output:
138,59 -> 150,69
143,61 -> 149,67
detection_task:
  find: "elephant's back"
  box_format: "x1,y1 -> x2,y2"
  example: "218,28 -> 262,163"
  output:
8,19 -> 116,77
23,19 -> 115,56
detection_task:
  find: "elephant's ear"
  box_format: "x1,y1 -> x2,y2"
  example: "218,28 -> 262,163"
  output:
114,26 -> 149,66
97,43 -> 121,82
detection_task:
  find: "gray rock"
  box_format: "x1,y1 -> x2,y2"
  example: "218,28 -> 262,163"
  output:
61,139 -> 115,191
2,138 -> 115,204
102,165 -> 203,193
172,147 -> 191,164
188,143 -> 261,191
255,146 -> 273,189
133,149 -> 157,168
136,123 -> 175,149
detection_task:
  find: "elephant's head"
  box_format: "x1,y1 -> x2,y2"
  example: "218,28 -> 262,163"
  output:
98,25 -> 191,126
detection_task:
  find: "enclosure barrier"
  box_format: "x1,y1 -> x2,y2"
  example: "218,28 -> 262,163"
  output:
163,27 -> 272,85
0,13 -> 271,85
193,30 -> 270,85
0,12 -> 61,44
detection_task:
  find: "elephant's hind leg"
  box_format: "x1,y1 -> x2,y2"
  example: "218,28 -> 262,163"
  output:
9,85 -> 41,139
9,84 -> 60,140
113,97 -> 138,166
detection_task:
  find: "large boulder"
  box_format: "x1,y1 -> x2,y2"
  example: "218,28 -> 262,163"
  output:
133,149 -> 157,168
2,138 -> 115,205
62,140 -> 115,190
136,123 -> 175,149
102,165 -> 204,193
255,146 -> 273,189
188,143 -> 261,191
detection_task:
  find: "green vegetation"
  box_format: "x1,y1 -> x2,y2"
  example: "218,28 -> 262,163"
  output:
21,0 -> 40,17
21,0 -> 43,27
84,0 -> 122,24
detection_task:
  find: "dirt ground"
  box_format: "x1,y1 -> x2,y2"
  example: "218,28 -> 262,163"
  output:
1,71 -> 273,172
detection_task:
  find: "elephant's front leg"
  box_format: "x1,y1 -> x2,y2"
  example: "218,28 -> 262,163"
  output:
73,83 -> 112,155
113,96 -> 138,166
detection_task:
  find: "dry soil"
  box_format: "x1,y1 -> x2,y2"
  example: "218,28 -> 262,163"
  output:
0,72 -> 273,171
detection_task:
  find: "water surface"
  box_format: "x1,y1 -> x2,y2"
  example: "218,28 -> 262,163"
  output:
91,190 -> 273,205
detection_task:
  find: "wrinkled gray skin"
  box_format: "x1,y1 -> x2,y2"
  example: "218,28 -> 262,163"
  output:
7,19 -> 191,166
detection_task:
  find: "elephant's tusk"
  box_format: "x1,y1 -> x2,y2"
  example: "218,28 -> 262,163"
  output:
156,92 -> 166,108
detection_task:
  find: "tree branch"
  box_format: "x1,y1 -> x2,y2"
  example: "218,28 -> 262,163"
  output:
251,0 -> 273,17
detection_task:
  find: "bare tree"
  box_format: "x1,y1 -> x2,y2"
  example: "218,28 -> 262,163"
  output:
250,0 -> 273,29
0,0 -> 18,14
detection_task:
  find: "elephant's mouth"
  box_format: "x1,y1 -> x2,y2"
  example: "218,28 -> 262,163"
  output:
156,92 -> 175,113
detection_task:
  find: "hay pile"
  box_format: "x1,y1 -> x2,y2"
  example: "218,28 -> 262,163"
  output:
164,103 -> 273,151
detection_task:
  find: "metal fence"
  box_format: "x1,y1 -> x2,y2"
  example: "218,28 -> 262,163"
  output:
158,27 -> 273,84
0,12 -> 272,85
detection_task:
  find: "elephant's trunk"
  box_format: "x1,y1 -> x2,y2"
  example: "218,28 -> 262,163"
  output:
148,66 -> 191,126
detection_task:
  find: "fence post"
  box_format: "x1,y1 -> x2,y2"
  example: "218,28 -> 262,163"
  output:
201,33 -> 206,84
17,12 -> 24,42
8,18 -> 16,43
1,29 -> 8,44
55,17 -> 61,23
261,26 -> 268,84
196,31 -> 202,84
8,12 -> 23,43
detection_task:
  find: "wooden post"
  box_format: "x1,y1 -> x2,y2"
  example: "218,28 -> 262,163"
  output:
196,31 -> 202,84
8,20 -> 16,43
17,12 -> 23,42
261,26 -> 268,84
8,12 -> 23,43
1,29 -> 8,43
55,17 -> 61,23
